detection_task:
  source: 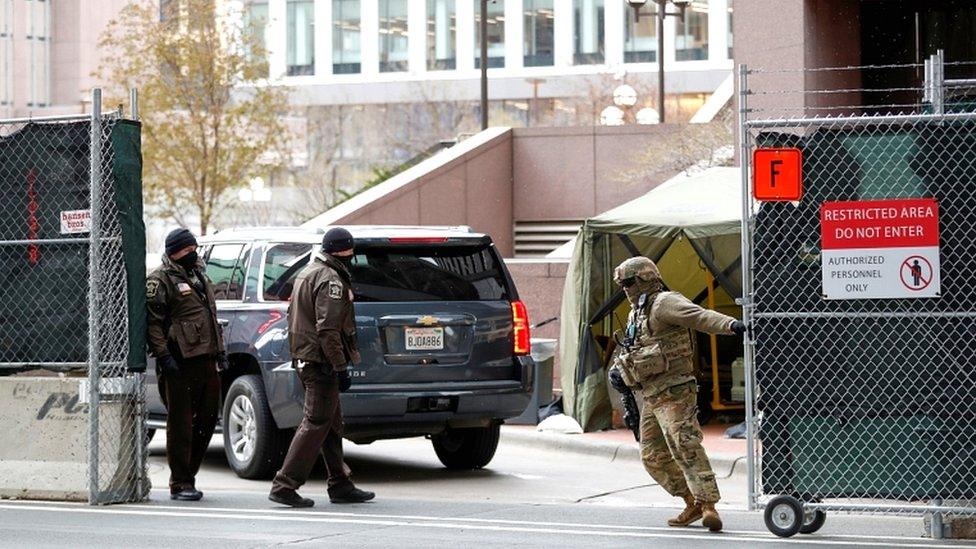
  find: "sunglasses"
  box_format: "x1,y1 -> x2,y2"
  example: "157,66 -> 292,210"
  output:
618,276 -> 637,288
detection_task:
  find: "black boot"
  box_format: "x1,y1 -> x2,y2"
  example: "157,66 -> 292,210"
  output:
329,486 -> 375,504
269,489 -> 315,508
170,487 -> 203,501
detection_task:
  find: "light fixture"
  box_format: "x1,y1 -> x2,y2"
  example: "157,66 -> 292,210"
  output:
600,106 -> 626,126
613,84 -> 638,108
636,107 -> 660,125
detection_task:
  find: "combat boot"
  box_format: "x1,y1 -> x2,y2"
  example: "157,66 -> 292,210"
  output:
667,494 -> 702,527
701,502 -> 723,532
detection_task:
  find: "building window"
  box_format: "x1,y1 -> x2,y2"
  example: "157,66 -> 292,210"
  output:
624,3 -> 656,63
427,0 -> 456,70
379,0 -> 408,72
474,0 -> 504,69
287,0 -> 314,75
675,0 -> 708,61
524,0 -> 554,67
573,0 -> 604,65
0,0 -> 10,106
727,0 -> 733,59
27,0 -> 49,107
333,0 -> 361,74
245,1 -> 269,64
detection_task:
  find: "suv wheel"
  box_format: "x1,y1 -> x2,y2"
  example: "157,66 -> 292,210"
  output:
223,375 -> 284,479
431,424 -> 500,470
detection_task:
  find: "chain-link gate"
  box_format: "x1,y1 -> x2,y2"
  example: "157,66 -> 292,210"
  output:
740,54 -> 976,539
0,89 -> 148,505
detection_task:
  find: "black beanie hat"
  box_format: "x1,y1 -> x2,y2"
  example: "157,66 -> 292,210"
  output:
165,228 -> 197,256
322,227 -> 354,254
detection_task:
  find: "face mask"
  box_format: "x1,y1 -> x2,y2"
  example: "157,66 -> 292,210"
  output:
176,251 -> 198,271
623,284 -> 642,305
335,255 -> 354,269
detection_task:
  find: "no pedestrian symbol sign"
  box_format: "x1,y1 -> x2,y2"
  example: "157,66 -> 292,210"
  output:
821,198 -> 940,300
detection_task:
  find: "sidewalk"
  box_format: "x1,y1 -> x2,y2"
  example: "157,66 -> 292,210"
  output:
500,423 -> 747,476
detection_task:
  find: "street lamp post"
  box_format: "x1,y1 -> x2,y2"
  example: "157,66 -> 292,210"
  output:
480,0 -> 489,130
626,0 -> 689,124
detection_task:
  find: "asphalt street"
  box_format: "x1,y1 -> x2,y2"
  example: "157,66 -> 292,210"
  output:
0,432 -> 973,548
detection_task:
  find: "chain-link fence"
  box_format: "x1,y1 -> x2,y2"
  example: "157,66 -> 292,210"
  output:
740,54 -> 976,537
0,90 -> 148,505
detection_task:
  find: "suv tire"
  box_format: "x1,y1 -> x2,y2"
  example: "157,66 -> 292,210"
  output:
431,424 -> 500,470
223,375 -> 284,479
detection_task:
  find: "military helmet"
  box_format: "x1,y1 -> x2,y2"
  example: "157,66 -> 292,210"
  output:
613,256 -> 661,285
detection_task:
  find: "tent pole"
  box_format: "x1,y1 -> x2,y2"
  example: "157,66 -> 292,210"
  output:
706,269 -> 743,412
707,270 -> 722,411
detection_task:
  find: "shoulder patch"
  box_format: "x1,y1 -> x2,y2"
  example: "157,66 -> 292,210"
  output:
328,281 -> 342,299
146,278 -> 160,299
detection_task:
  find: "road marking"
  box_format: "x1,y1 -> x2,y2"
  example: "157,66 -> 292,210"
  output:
0,502 -> 970,548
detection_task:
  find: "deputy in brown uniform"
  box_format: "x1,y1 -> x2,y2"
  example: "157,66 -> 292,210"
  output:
610,256 -> 745,532
147,228 -> 228,501
269,228 -> 375,508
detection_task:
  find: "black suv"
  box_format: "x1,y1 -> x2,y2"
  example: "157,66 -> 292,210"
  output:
147,226 -> 533,478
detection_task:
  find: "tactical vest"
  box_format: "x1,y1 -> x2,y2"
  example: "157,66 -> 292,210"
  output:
617,292 -> 696,395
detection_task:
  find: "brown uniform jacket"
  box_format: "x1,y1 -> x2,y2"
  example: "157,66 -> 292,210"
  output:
615,291 -> 735,396
146,255 -> 225,361
288,252 -> 360,372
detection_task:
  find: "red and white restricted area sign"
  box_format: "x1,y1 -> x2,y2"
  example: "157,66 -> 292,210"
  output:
820,198 -> 940,300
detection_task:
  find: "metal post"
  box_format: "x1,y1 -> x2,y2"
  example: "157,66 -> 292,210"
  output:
657,0 -> 666,123
87,88 -> 103,505
480,0 -> 488,130
931,498 -> 944,539
931,51 -> 945,116
737,63 -> 756,511
129,88 -> 139,120
923,58 -> 932,105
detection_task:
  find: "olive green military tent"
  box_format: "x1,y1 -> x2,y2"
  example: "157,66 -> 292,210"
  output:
558,167 -> 744,431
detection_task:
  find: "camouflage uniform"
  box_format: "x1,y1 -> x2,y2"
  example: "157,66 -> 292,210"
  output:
611,257 -> 736,526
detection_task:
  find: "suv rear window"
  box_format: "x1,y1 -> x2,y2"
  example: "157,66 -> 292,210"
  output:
351,245 -> 510,302
260,242 -> 511,303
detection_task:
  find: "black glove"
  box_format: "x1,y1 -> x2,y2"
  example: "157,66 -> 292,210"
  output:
156,354 -> 178,376
337,370 -> 352,393
216,352 -> 230,372
731,320 -> 747,337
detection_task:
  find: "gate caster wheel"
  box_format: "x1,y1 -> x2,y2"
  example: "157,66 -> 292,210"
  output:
764,495 -> 804,538
800,508 -> 827,534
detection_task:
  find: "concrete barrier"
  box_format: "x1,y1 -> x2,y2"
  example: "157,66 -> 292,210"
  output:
0,377 -> 139,502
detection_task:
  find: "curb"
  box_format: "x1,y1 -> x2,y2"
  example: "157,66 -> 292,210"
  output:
500,427 -> 747,477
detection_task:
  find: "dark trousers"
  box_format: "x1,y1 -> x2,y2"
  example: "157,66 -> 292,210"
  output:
271,363 -> 352,496
158,358 -> 221,492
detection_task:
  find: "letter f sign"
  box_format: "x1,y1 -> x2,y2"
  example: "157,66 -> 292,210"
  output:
770,159 -> 783,188
753,148 -> 802,201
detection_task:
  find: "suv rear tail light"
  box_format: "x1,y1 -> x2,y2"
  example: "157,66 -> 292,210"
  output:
512,300 -> 530,356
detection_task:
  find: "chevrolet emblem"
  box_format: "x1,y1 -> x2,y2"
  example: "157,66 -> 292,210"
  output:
417,315 -> 439,326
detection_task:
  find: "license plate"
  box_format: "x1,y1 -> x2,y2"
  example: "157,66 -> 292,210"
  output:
405,327 -> 444,351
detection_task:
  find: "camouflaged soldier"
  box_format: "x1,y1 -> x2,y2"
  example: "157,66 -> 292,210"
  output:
610,256 -> 745,533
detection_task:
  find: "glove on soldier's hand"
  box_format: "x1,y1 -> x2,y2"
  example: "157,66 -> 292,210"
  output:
337,370 -> 352,392
156,354 -> 179,376
216,352 -> 230,372
731,320 -> 747,337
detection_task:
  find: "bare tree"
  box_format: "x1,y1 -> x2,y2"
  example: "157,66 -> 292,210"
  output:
96,0 -> 291,234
